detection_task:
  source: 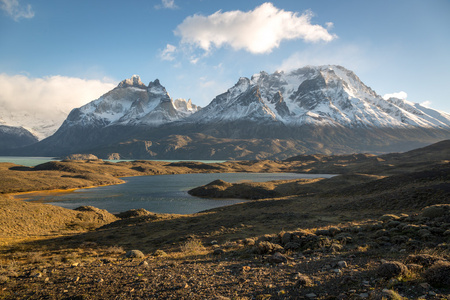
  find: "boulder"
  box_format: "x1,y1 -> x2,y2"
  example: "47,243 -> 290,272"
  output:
125,250 -> 145,259
63,154 -> 99,160
376,261 -> 408,278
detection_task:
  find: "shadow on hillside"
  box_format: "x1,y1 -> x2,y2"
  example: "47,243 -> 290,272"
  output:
6,196 -> 357,255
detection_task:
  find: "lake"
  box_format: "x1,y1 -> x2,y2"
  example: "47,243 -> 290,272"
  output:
21,172 -> 335,214
0,156 -> 57,166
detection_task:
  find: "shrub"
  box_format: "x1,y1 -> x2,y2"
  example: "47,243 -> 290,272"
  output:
0,275 -> 9,284
181,237 -> 205,254
376,261 -> 408,278
105,246 -> 125,254
423,261 -> 450,288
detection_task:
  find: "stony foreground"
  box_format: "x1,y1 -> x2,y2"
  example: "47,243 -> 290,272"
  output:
1,204 -> 450,299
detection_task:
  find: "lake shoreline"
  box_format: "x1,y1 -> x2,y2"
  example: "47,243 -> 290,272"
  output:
17,172 -> 326,215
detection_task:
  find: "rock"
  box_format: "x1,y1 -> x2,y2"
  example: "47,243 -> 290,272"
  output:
315,229 -> 330,236
73,206 -> 118,224
294,273 -> 312,286
284,242 -> 301,250
268,252 -> 287,264
101,258 -> 113,264
421,204 -> 450,218
306,293 -> 317,298
241,266 -> 251,272
63,154 -> 99,160
139,261 -> 149,267
423,261 -> 450,287
380,289 -> 404,300
255,241 -> 284,254
115,209 -> 155,219
405,254 -> 444,267
213,248 -> 225,255
328,227 -> 341,236
106,153 -> 120,160
376,261 -> 408,278
125,250 -> 145,259
210,240 -> 218,245
419,282 -> 431,289
153,250 -> 167,257
337,261 -> 348,268
359,293 -> 369,298
281,232 -> 292,244
406,263 -> 423,272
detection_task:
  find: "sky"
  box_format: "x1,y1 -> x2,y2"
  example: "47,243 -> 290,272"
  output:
1,0 -> 449,122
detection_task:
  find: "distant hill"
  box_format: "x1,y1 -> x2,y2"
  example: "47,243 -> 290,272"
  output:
0,124 -> 38,151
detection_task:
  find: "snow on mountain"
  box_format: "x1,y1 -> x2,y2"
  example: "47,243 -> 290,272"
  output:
188,65 -> 450,129
0,123 -> 38,150
63,76 -> 200,128
0,110 -> 65,140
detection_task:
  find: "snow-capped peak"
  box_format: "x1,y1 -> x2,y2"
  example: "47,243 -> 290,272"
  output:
61,76 -> 201,129
117,75 -> 147,89
187,65 -> 450,129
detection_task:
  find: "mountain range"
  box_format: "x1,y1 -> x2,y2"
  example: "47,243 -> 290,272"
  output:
4,65 -> 450,160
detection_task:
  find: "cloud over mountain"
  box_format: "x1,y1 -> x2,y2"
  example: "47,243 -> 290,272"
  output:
0,73 -> 115,138
175,2 -> 336,54
383,91 -> 408,100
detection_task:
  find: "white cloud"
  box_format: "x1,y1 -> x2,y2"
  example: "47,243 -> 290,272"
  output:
174,2 -> 336,54
420,100 -> 432,108
160,44 -> 177,61
383,91 -> 408,100
277,44 -> 369,72
0,0 -> 34,21
155,0 -> 178,10
0,74 -> 116,138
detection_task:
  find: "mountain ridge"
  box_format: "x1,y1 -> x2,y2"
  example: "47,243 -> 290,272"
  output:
186,65 -> 450,128
6,65 -> 450,159
0,124 -> 38,150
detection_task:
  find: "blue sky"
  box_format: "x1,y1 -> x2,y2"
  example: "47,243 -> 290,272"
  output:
1,0 -> 449,115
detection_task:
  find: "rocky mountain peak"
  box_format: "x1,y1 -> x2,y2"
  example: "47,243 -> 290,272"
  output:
117,75 -> 147,89
148,79 -> 168,96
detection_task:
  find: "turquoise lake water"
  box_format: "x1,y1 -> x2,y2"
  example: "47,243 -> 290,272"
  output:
0,156 -> 56,166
